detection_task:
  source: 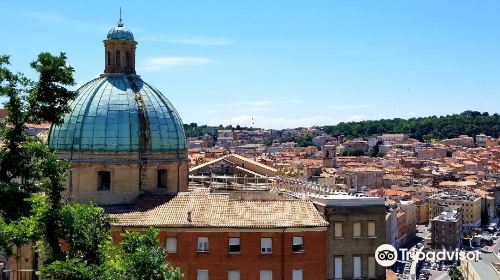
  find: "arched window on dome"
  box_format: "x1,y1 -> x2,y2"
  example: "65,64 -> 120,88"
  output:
107,51 -> 111,65
115,50 -> 121,66
126,51 -> 130,67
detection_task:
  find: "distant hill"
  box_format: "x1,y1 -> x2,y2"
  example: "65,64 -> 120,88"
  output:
321,111 -> 500,141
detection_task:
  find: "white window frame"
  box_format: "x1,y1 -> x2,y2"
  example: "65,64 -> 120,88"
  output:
229,237 -> 241,253
334,257 -> 343,279
261,237 -> 272,254
292,269 -> 303,280
260,270 -> 272,280
292,236 -> 304,253
353,222 -> 361,238
197,270 -> 209,280
368,221 -> 376,237
353,256 -> 361,279
334,222 -> 343,238
166,237 -> 177,253
228,271 -> 240,280
197,237 -> 209,252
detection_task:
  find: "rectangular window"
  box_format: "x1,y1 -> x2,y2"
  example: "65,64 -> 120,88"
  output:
292,236 -> 304,252
260,271 -> 272,280
334,222 -> 343,238
97,171 -> 111,191
334,257 -> 343,279
368,221 -> 376,237
353,222 -> 361,238
292,269 -> 303,280
166,237 -> 177,253
368,256 -> 376,278
228,271 -> 240,280
197,270 -> 208,280
261,237 -> 272,254
353,256 -> 361,279
229,237 -> 240,253
197,237 -> 209,252
157,169 -> 167,188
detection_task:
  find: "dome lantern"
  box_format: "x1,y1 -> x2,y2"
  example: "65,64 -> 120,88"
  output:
104,10 -> 137,75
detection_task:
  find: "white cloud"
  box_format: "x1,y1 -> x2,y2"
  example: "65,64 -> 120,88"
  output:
21,12 -> 107,32
142,33 -> 234,46
232,101 -> 272,107
141,57 -> 213,70
329,104 -> 373,110
407,112 -> 417,116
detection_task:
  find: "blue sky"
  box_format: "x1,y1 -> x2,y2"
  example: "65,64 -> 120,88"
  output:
1,1 -> 500,129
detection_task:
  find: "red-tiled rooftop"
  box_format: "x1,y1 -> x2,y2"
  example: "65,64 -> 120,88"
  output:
109,189 -> 328,229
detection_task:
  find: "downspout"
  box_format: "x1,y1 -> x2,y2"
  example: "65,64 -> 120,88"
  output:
282,228 -> 285,280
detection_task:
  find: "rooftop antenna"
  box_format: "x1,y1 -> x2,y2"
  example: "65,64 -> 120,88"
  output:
118,7 -> 123,26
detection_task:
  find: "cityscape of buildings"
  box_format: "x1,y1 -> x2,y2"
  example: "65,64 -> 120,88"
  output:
1,9 -> 500,280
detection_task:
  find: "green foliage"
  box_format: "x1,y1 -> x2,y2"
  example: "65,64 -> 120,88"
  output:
340,149 -> 365,156
296,134 -> 314,147
448,265 -> 464,280
41,228 -> 183,280
28,52 -> 77,125
120,228 -> 183,280
183,122 -> 256,138
57,203 -> 112,265
0,53 -> 75,221
322,111 -> 500,141
40,258 -> 99,280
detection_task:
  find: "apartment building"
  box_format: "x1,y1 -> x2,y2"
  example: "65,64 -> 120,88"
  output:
311,193 -> 386,280
110,189 -> 328,280
430,207 -> 463,250
428,192 -> 481,227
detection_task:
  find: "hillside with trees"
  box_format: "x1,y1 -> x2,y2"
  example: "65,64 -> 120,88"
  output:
321,111 -> 500,141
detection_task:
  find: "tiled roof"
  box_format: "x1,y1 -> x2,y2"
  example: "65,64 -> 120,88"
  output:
109,189 -> 328,229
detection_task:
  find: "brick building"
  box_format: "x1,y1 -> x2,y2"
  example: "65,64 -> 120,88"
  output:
110,189 -> 328,279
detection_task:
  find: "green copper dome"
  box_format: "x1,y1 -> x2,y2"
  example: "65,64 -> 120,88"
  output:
48,75 -> 187,152
107,22 -> 134,40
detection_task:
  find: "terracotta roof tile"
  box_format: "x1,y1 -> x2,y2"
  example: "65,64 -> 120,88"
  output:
109,189 -> 328,229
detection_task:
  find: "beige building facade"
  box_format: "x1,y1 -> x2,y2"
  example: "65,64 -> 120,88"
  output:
428,192 -> 481,227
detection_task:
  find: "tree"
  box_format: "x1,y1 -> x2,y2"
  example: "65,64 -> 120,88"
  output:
340,149 -> 365,156
370,140 -> 383,157
120,229 -> 183,280
321,111 -> 500,141
57,203 -> 113,265
0,53 -> 76,267
448,266 -> 464,280
41,226 -> 184,280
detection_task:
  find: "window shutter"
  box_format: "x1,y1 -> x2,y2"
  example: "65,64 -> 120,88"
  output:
353,257 -> 361,279
166,237 -> 177,253
228,271 -> 240,280
292,269 -> 303,280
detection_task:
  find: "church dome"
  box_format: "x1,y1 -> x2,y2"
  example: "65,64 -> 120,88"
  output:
107,22 -> 134,40
48,75 -> 187,152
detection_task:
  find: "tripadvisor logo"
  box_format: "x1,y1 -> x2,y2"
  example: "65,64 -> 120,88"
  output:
375,244 -> 480,267
375,244 -> 398,267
